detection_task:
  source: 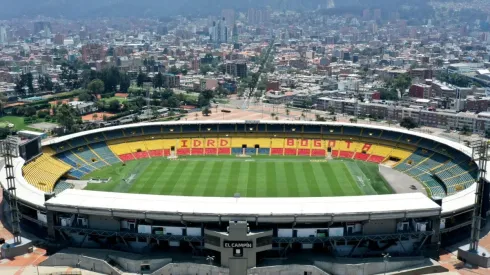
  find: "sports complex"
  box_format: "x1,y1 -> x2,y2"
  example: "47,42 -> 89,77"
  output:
0,120 -> 486,273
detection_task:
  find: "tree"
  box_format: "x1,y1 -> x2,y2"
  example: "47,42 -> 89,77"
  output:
38,74 -> 53,91
60,63 -> 79,90
349,118 -> 357,123
92,113 -> 99,120
153,72 -> 164,90
169,66 -> 180,75
202,107 -> 211,116
285,109 -> 290,118
37,110 -> 49,119
56,104 -> 82,133
137,72 -> 148,87
400,117 -> 418,130
108,99 -> 121,112
24,106 -> 36,117
460,125 -> 471,136
200,64 -> 213,75
0,93 -> 6,116
315,114 -> 326,121
379,87 -> 399,101
87,79 -> 105,95
197,90 -> 214,107
167,96 -> 180,108
485,129 -> 490,139
25,72 -> 34,94
78,91 -> 92,102
327,105 -> 335,115
120,73 -> 131,92
393,73 -> 412,91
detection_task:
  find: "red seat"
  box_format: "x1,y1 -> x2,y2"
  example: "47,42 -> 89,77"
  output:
119,153 -> 135,162
163,149 -> 170,156
339,151 -> 354,159
134,151 -> 149,159
311,149 -> 326,157
331,150 -> 339,158
205,148 -> 217,155
284,148 -> 297,156
149,150 -> 164,157
271,148 -> 283,155
177,148 -> 191,156
368,155 -> 385,163
297,149 -> 310,156
191,148 -> 204,155
218,148 -> 231,155
354,153 -> 370,161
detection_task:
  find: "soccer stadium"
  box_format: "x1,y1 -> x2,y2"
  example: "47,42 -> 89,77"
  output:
0,120 -> 486,274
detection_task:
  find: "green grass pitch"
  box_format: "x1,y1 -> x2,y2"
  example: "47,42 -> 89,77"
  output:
82,156 -> 393,197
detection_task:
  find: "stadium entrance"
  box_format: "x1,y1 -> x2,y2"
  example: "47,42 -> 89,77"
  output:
204,221 -> 272,274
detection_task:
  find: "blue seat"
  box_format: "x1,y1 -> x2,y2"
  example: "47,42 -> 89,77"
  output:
380,131 -> 402,141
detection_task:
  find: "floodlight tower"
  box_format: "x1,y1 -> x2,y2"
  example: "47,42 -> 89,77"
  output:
469,140 -> 489,251
1,136 -> 21,244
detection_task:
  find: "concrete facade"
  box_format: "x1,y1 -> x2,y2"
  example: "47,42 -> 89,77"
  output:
204,221 -> 273,269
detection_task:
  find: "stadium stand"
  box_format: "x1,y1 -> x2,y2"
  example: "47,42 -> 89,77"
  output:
23,152 -> 71,192
67,137 -> 87,148
379,130 -> 402,141
89,142 -> 121,164
43,130 -> 476,200
53,181 -> 74,195
73,146 -> 108,168
57,151 -> 96,173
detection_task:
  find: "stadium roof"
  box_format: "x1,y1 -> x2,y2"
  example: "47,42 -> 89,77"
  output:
41,120 -> 473,156
0,121 -> 478,219
45,189 -> 441,221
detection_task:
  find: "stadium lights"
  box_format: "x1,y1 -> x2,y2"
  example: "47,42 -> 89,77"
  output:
292,128 -> 296,131
369,133 -> 373,136
249,127 -> 254,131
329,129 -> 334,133
207,128 -> 211,131
170,129 -> 174,132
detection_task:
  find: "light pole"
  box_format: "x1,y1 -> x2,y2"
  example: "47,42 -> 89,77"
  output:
383,253 -> 391,274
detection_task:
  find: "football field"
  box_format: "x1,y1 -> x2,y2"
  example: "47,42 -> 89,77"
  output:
82,156 -> 393,197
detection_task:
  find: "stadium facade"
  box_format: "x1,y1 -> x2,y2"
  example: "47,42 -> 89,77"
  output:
0,121 -> 485,270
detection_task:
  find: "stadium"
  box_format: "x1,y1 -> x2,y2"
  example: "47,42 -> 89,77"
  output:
0,120 -> 485,273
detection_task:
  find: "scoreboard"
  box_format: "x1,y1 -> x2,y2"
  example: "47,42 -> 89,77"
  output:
19,136 -> 42,162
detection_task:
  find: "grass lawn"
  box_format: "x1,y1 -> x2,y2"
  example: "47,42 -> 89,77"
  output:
0,116 -> 26,130
102,96 -> 128,103
0,115 -> 56,132
83,156 -> 393,197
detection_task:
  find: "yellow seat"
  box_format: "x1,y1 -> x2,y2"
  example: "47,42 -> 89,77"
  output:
22,154 -> 71,192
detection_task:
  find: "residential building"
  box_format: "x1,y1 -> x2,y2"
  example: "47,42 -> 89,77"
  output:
68,101 -> 97,115
0,26 -> 7,45
225,61 -> 247,78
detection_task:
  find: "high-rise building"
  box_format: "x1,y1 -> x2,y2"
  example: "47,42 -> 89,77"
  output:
0,26 -> 7,45
81,44 -> 106,62
247,8 -> 270,26
34,21 -> 52,36
248,8 -> 256,25
53,33 -> 64,45
225,61 -> 247,78
232,23 -> 239,43
209,18 -> 228,44
221,9 -> 235,29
